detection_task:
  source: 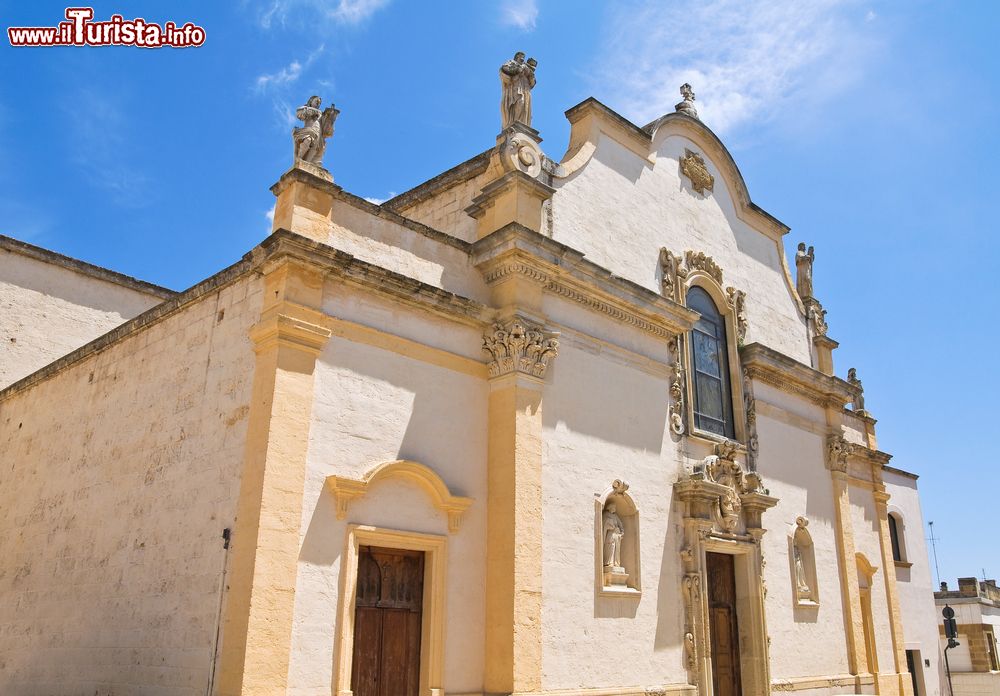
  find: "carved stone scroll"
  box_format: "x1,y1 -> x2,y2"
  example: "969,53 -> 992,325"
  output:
482,319 -> 559,378
743,367 -> 759,471
685,250 -> 723,285
726,287 -> 748,345
668,336 -> 686,435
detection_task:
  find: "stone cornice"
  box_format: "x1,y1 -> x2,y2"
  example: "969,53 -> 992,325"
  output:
0,230 -> 490,402
270,165 -> 472,253
741,342 -> 853,408
382,148 -> 492,213
0,233 -> 176,299
473,223 -> 698,338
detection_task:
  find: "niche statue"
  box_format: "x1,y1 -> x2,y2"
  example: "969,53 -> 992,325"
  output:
603,502 -> 625,570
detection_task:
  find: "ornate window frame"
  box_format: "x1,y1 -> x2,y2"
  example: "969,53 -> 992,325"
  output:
334,525 -> 447,696
660,248 -> 749,448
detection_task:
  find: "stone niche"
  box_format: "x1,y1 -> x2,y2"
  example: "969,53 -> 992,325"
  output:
596,480 -> 640,595
790,516 -> 819,607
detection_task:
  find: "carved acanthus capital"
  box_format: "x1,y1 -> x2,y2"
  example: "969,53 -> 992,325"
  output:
482,319 -> 559,379
826,434 -> 854,472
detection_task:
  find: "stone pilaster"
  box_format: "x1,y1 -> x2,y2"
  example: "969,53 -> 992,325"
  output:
481,318 -> 557,694
216,259 -> 331,696
270,164 -> 341,243
827,435 -> 869,681
874,483 -> 915,696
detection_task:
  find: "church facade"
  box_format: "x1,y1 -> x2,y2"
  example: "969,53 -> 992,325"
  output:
0,66 -> 942,696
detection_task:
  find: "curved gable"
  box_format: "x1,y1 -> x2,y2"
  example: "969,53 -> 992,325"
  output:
549,99 -> 808,363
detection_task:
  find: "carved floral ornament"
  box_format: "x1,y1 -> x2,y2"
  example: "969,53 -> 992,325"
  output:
680,440 -> 772,534
482,319 -> 559,378
680,149 -> 715,195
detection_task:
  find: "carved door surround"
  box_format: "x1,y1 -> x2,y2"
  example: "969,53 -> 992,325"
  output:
675,442 -> 778,696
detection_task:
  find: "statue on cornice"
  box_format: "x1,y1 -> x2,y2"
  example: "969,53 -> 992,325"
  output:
500,51 -> 537,129
795,242 -> 815,300
848,367 -> 869,416
675,83 -> 699,119
293,95 -> 339,166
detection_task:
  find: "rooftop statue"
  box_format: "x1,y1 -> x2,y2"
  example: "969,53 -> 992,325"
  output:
795,242 -> 815,300
500,52 -> 537,129
675,83 -> 699,119
293,95 -> 340,167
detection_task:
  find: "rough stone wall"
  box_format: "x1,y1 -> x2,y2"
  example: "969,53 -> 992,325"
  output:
0,274 -> 260,695
394,171 -> 492,244
0,243 -> 169,389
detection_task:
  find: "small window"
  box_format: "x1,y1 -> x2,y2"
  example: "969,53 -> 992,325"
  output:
888,514 -> 903,562
686,287 -> 734,438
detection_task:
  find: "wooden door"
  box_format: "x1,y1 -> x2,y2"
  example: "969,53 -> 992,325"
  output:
351,546 -> 424,696
707,552 -> 742,696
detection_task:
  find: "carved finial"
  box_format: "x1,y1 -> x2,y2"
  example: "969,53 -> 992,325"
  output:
675,83 -> 698,119
796,516 -> 809,529
612,479 -> 630,495
847,368 -> 869,416
795,242 -> 815,300
500,51 -> 537,129
293,95 -> 339,168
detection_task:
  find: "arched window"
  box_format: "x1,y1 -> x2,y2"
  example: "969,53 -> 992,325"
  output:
686,286 -> 734,438
888,513 -> 904,562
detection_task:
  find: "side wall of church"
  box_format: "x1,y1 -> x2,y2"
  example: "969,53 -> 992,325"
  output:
287,280 -> 489,695
0,274 -> 261,695
885,470 -> 943,696
0,242 -> 169,389
393,169 -> 494,244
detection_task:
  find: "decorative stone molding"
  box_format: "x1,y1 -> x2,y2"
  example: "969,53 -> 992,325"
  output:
680,149 -> 714,194
658,247 -> 684,302
726,286 -> 748,345
826,434 -> 855,473
685,250 -> 723,285
804,297 -> 828,336
498,126 -> 544,178
667,336 -> 686,435
743,366 -> 759,471
326,460 -> 473,533
741,343 -> 854,409
482,319 -> 559,379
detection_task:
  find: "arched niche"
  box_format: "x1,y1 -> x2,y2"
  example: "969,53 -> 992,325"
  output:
595,479 -> 641,595
789,516 -> 819,607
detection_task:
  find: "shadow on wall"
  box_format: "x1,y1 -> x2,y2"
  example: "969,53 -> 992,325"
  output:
653,512 -> 686,652
541,347 -> 669,454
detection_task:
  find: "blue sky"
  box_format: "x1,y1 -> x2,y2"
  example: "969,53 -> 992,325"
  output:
2,1 -> 998,583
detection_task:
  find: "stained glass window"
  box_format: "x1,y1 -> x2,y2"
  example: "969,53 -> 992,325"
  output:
686,287 -> 734,438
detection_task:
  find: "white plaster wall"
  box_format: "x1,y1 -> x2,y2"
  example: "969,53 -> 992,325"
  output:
551,128 -> 809,363
540,335 -> 686,690
754,394 -> 852,680
287,284 -> 488,695
0,248 -> 167,389
850,484 -> 899,673
0,275 -> 260,695
395,169 -> 493,244
884,469 -> 944,696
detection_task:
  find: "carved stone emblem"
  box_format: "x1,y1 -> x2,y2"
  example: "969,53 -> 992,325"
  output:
680,149 -> 714,195
482,319 -> 559,378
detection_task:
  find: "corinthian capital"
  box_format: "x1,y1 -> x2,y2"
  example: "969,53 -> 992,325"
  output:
826,434 -> 854,472
482,319 -> 559,379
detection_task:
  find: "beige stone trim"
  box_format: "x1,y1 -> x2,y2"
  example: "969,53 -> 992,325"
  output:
741,343 -> 853,408
216,262 -> 330,696
829,467 -> 867,677
326,460 -> 474,533
327,315 -> 487,378
874,484 -> 915,695
511,685 -> 697,696
334,525 -> 448,696
771,673 -> 875,691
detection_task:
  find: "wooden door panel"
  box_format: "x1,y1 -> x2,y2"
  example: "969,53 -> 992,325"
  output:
352,546 -> 424,696
707,553 -> 741,696
351,607 -> 383,696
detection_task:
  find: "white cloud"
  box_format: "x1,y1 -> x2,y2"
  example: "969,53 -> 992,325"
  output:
594,0 -> 879,135
259,0 -> 389,29
265,204 -> 275,232
255,44 -> 325,93
363,191 -> 397,205
501,0 -> 538,31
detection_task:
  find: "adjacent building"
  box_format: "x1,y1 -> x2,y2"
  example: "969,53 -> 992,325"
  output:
936,578 -> 1000,694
